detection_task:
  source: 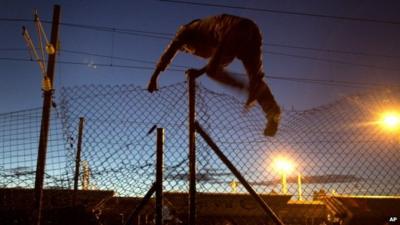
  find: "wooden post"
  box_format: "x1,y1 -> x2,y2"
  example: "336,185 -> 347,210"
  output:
188,74 -> 196,225
33,5 -> 61,225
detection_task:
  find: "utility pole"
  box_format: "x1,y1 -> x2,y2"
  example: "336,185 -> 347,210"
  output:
33,5 -> 61,225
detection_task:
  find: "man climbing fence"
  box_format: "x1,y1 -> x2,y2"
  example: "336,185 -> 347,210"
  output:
147,14 -> 281,136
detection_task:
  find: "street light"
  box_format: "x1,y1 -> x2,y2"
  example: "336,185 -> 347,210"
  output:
273,157 -> 294,195
380,111 -> 400,132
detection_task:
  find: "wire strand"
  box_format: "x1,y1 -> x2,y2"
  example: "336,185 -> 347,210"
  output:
159,0 -> 400,25
0,56 -> 397,89
2,17 -> 400,59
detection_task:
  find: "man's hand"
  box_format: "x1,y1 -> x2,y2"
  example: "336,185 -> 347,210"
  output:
147,78 -> 158,93
147,69 -> 161,93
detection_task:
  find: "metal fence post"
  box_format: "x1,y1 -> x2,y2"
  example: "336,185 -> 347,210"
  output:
195,122 -> 285,225
156,128 -> 164,225
73,117 -> 85,206
188,74 -> 196,225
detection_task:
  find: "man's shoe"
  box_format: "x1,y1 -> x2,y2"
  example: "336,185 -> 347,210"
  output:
264,105 -> 281,137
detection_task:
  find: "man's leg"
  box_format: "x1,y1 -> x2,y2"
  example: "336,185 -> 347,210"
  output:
207,67 -> 246,90
240,49 -> 265,108
241,52 -> 281,136
256,82 -> 281,136
205,39 -> 246,90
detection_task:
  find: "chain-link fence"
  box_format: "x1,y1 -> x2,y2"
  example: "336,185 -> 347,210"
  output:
0,107 -> 71,189
1,82 -> 400,225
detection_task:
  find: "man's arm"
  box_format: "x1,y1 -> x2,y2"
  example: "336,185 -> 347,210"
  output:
147,28 -> 185,93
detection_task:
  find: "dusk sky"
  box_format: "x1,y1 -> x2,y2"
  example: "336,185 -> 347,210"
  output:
1,0 -> 400,113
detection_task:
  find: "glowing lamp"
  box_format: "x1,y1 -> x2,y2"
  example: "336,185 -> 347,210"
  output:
274,157 -> 294,174
273,156 -> 295,195
380,111 -> 400,131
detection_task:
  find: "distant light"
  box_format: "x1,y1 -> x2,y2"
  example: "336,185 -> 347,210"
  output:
229,180 -> 238,193
273,157 -> 294,174
380,111 -> 400,131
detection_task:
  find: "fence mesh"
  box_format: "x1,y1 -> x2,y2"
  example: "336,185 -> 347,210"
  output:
0,107 -> 71,189
1,82 -> 400,224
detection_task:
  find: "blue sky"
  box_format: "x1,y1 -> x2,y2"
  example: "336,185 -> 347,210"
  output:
1,0 -> 400,113
1,1 -> 400,197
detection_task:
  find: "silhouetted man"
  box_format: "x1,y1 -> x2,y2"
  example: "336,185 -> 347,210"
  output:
147,14 -> 281,136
